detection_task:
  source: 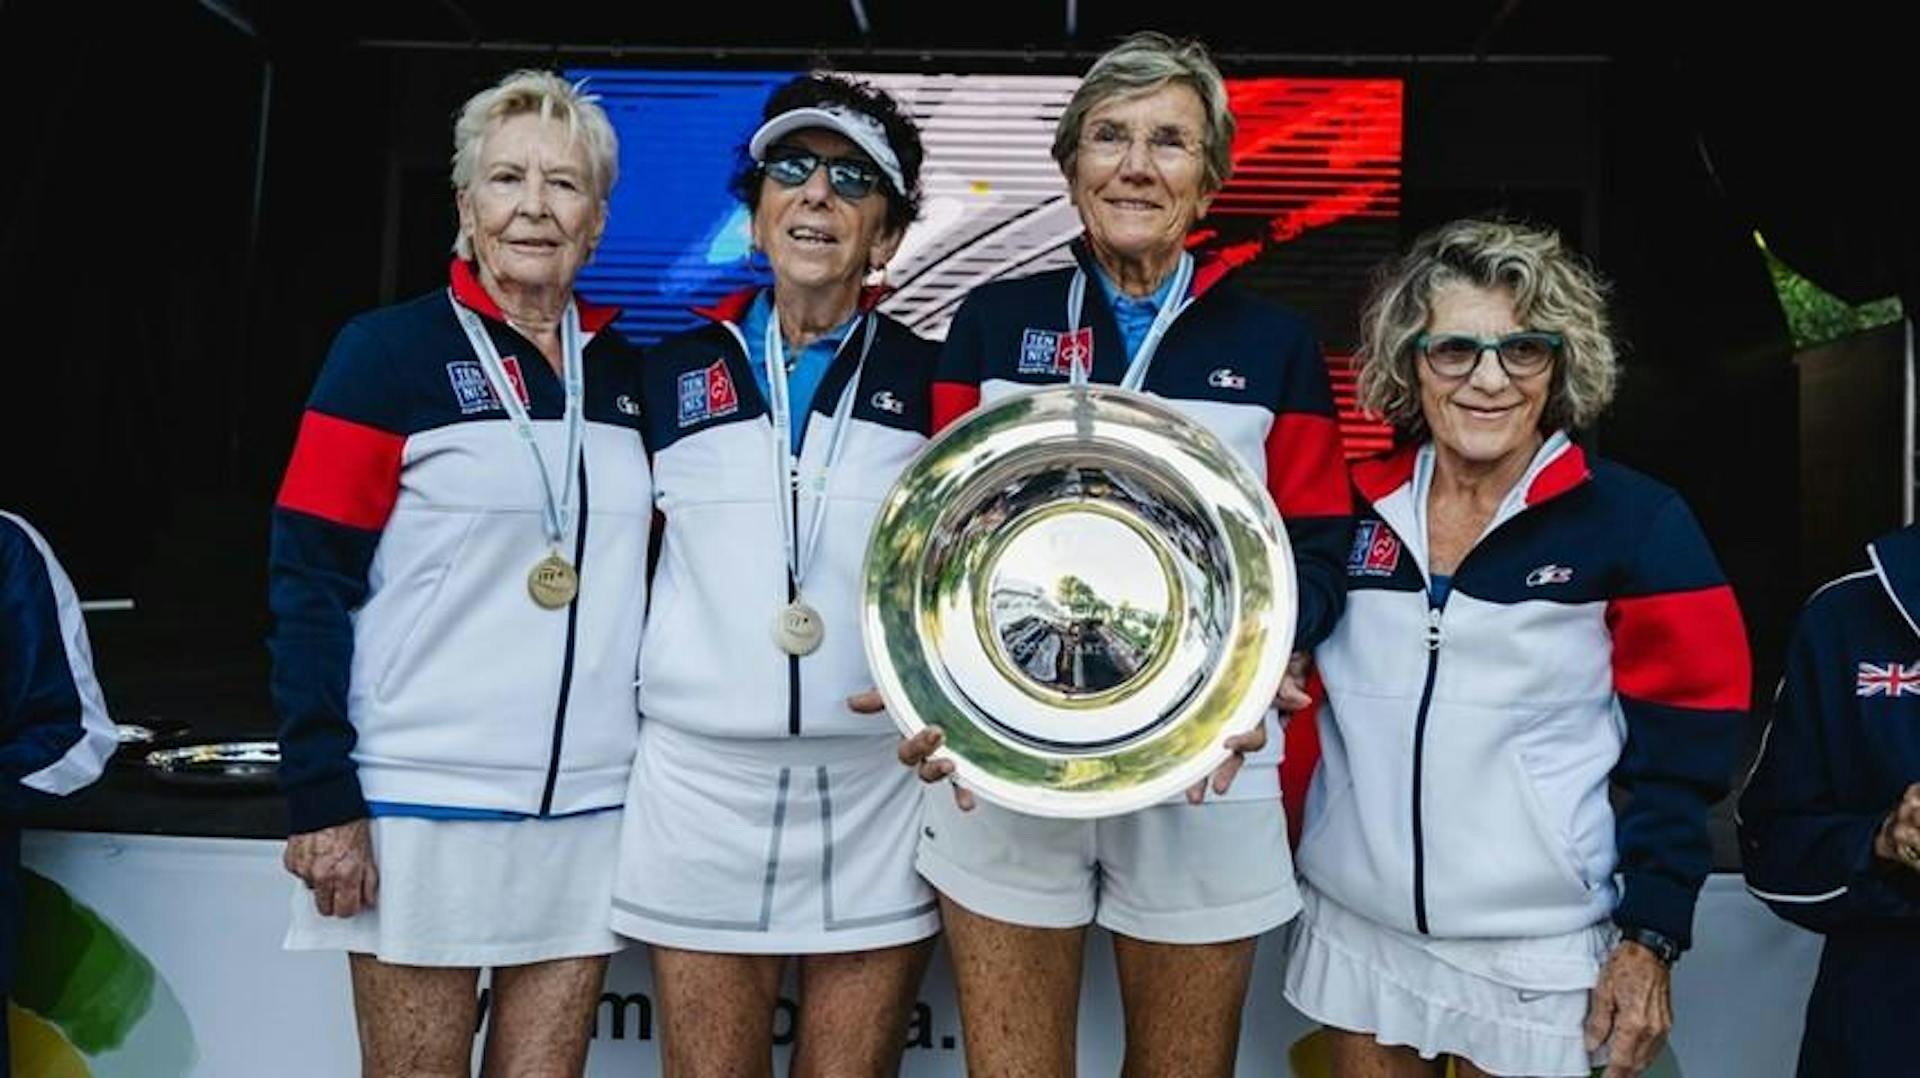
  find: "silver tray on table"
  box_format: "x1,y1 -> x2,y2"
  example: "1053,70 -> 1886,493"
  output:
143,740 -> 280,790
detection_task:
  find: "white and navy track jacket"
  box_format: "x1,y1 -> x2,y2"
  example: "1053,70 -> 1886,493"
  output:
269,261 -> 652,834
1738,526 -> 1920,1075
2,512 -> 114,817
1300,434 -> 1750,947
2,511 -> 113,991
931,242 -> 1352,799
635,289 -> 937,740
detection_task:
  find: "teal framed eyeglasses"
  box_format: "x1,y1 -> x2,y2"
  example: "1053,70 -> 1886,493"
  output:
1413,331 -> 1563,379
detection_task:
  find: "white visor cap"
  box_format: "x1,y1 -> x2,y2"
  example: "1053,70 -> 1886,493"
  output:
748,105 -> 906,199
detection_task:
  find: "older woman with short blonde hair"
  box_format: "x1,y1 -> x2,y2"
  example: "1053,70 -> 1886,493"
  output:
1288,218 -> 1750,1077
271,69 -> 649,1076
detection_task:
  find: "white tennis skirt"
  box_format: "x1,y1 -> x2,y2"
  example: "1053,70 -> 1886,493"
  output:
1283,884 -> 1612,1077
284,811 -> 625,968
611,722 -> 939,955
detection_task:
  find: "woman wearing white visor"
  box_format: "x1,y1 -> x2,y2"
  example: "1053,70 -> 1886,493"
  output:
608,75 -> 940,1077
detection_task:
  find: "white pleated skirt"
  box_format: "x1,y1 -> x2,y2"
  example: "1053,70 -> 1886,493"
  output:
1284,884 -> 1612,1077
284,812 -> 624,968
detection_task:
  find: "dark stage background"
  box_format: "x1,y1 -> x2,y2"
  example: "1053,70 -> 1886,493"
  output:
2,2 -> 1914,855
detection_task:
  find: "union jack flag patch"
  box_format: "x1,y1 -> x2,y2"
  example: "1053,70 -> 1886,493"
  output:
1856,660 -> 1920,697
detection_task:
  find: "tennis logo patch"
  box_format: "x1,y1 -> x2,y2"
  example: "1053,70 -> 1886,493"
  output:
446,357 -> 527,414
677,359 -> 740,427
1347,520 -> 1402,576
1018,327 -> 1093,377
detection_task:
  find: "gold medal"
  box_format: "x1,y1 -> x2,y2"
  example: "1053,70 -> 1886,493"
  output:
772,599 -> 825,656
528,552 -> 579,609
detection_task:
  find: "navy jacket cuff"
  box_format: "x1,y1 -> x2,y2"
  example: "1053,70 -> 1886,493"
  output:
284,772 -> 368,834
1613,871 -> 1699,950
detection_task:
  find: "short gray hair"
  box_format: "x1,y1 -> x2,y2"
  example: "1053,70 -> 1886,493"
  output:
1052,32 -> 1235,193
449,70 -> 618,259
1355,218 -> 1620,439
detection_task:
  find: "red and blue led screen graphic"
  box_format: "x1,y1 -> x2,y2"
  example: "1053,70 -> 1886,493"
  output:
570,68 -> 1401,456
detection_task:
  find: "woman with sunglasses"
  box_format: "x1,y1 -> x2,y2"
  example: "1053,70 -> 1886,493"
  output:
1284,218 -> 1751,1078
608,74 -> 939,1077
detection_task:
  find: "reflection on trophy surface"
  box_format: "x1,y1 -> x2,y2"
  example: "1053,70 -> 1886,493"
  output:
862,385 -> 1298,818
991,550 -> 1159,695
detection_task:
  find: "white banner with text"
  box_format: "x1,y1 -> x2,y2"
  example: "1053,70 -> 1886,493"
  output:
17,832 -> 1819,1076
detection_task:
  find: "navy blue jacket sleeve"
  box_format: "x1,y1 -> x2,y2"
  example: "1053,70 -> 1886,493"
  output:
1,515 -> 114,818
1738,589 -> 1920,931
1607,495 -> 1751,947
931,292 -> 985,433
1264,327 -> 1351,652
268,322 -> 407,833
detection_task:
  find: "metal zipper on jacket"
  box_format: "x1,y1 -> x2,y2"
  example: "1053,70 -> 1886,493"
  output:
1409,602 -> 1442,934
787,477 -> 802,736
1394,442 -> 1587,935
716,319 -> 801,736
717,317 -> 806,737
539,456 -> 590,816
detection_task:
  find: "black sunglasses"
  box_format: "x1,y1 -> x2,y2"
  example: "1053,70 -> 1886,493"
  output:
762,150 -> 884,200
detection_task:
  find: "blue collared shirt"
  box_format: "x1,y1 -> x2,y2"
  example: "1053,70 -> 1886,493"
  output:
742,291 -> 861,452
1091,262 -> 1182,362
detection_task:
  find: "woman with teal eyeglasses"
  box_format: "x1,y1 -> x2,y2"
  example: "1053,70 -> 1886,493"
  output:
608,73 -> 942,1078
1286,218 -> 1752,1078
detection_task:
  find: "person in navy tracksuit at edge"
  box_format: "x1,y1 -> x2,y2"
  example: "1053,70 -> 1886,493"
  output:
1,512 -> 115,1074
1740,523 -> 1920,1076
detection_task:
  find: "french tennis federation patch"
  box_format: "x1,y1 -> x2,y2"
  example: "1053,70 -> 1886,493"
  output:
446,356 -> 527,414
1018,326 -> 1093,377
1348,520 -> 1402,577
678,359 -> 740,426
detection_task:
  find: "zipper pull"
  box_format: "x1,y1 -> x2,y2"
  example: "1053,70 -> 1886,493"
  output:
1425,606 -> 1443,651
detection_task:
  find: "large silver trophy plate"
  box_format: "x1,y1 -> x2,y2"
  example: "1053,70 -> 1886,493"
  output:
862,385 -> 1296,818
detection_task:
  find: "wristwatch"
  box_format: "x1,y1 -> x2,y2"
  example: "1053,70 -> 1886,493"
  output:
1618,925 -> 1682,966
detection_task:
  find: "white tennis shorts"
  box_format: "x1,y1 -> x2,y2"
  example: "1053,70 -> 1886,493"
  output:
915,790 -> 1299,944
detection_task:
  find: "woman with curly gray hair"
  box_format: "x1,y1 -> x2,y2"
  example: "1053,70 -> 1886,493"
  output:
1286,218 -> 1751,1077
